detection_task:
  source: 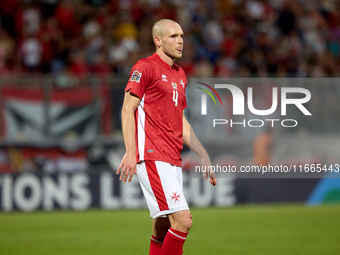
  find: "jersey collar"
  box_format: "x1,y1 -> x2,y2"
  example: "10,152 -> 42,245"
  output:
153,53 -> 179,71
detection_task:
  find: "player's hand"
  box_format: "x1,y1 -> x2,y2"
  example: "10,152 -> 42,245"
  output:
208,171 -> 217,186
201,155 -> 217,186
116,152 -> 137,183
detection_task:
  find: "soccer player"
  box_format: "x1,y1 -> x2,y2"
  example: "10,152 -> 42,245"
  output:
116,19 -> 217,255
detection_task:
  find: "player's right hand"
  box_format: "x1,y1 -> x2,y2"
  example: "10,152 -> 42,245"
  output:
116,152 -> 137,183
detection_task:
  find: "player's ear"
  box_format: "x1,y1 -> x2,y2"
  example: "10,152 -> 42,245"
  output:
154,36 -> 162,47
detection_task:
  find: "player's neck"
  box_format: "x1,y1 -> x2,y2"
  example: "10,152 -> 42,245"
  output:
156,50 -> 175,67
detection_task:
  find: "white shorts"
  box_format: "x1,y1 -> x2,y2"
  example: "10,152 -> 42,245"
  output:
137,160 -> 189,219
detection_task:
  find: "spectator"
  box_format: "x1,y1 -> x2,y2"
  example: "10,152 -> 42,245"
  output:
92,52 -> 112,77
0,0 -> 339,77
69,49 -> 90,78
0,30 -> 16,74
18,34 -> 43,72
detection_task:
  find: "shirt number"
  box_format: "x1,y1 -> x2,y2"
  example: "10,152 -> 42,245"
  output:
173,90 -> 178,107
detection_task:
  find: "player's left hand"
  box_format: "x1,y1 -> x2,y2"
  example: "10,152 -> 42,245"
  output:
201,155 -> 217,186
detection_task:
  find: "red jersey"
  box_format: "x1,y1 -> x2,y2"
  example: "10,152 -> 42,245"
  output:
125,53 -> 187,166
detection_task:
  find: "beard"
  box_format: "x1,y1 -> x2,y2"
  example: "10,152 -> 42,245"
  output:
165,49 -> 182,59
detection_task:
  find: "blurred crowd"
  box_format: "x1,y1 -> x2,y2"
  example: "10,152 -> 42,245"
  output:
0,0 -> 340,79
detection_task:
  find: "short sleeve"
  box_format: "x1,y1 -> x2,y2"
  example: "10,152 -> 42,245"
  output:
125,60 -> 152,99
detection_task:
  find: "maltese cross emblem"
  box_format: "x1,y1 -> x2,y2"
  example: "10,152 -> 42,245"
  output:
171,192 -> 181,202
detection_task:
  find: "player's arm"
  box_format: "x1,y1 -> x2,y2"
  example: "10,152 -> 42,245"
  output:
182,112 -> 217,186
116,91 -> 141,183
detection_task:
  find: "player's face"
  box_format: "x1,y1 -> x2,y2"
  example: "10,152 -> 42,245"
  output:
161,23 -> 184,59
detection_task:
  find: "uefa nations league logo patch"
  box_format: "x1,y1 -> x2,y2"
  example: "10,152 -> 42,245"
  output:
130,70 -> 142,82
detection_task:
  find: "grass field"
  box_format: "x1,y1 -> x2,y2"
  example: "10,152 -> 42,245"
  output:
1,204 -> 340,255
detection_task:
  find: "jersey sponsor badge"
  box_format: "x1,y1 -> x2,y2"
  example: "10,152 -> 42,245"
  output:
172,82 -> 177,89
130,70 -> 142,82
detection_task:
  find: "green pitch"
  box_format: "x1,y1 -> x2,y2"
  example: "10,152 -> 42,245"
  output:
0,204 -> 339,255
